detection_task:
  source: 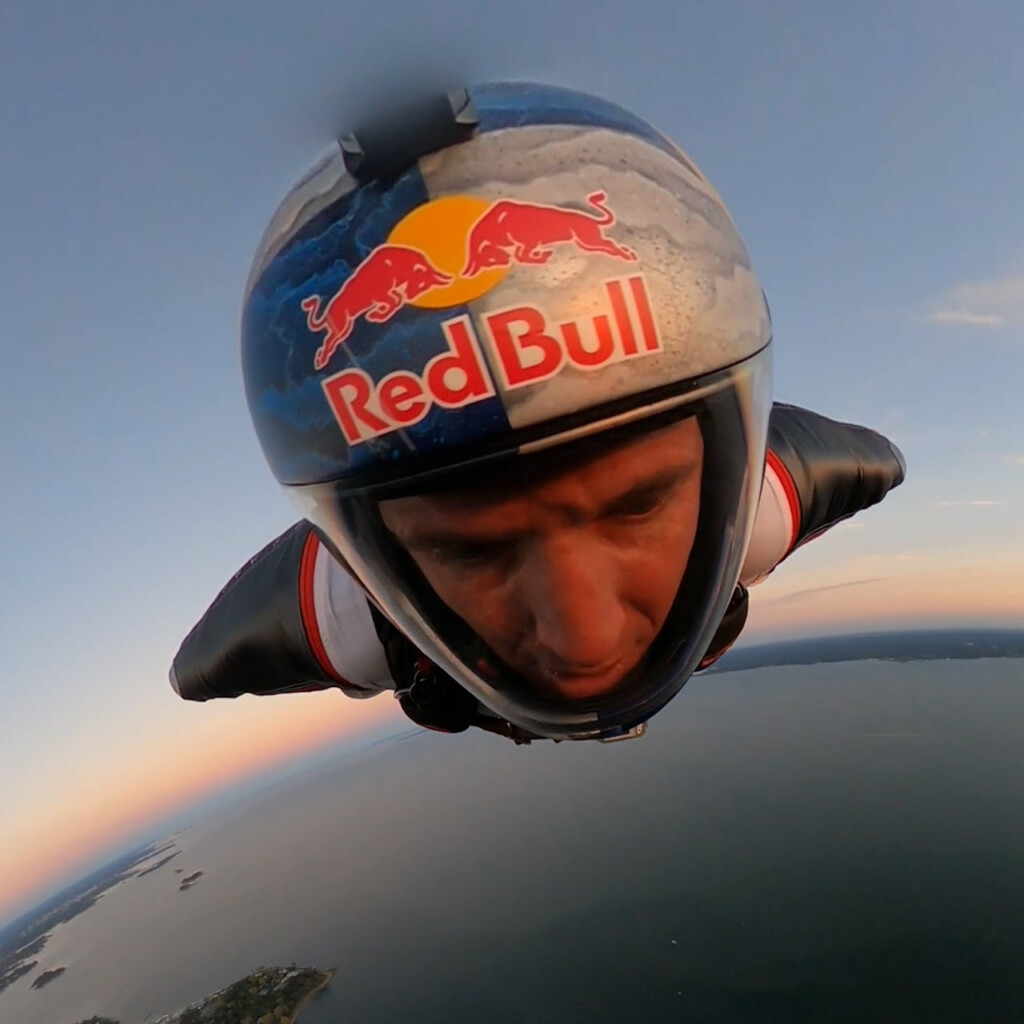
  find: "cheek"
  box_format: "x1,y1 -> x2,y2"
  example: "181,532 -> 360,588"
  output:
411,559 -> 517,640
627,504 -> 701,621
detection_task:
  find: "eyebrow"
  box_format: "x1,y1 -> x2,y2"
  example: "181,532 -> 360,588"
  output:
400,462 -> 697,553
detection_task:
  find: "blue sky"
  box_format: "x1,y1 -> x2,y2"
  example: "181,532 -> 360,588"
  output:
2,0 -> 1022,924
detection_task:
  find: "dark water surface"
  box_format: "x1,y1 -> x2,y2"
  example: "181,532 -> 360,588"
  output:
3,653 -> 1024,1023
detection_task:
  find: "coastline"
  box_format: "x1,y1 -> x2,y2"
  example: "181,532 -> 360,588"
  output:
288,966 -> 336,1023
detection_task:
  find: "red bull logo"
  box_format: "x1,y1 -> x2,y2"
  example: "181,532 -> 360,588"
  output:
322,274 -> 661,446
460,191 -> 637,277
302,191 -> 638,371
302,246 -> 452,371
303,190 -> 660,445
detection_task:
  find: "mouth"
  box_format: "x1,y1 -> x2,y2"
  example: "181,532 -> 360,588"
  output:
538,657 -> 629,699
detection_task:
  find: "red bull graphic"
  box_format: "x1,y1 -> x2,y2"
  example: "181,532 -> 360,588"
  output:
322,274 -> 661,446
462,190 -> 637,277
301,191 -> 640,372
302,245 -> 452,370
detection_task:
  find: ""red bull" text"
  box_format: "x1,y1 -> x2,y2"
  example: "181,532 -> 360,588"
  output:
321,274 -> 661,446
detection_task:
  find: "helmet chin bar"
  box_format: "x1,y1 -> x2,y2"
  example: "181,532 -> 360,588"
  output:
600,723 -> 648,743
393,640 -> 651,745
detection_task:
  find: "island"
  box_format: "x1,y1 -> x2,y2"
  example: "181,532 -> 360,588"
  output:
136,851 -> 182,878
31,965 -> 66,989
178,871 -> 203,891
0,958 -> 37,992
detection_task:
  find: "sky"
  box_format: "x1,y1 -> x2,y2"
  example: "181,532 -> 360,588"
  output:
2,0 -> 1022,926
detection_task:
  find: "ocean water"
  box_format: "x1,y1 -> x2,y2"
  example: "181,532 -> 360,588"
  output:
4,658 -> 1024,1024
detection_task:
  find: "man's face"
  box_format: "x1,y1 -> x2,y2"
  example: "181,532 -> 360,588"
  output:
379,418 -> 704,701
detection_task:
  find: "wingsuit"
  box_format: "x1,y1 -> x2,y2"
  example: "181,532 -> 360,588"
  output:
170,403 -> 905,742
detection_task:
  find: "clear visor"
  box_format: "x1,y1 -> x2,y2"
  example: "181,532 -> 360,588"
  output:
292,349 -> 771,740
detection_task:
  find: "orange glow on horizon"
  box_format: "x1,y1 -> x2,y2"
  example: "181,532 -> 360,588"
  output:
2,691 -> 403,925
745,561 -> 1024,639
6,555 -> 1022,924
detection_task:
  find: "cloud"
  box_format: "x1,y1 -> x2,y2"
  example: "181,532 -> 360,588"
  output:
935,499 -> 1004,507
923,272 -> 1024,328
1005,455 -> 1024,467
765,577 -> 889,604
928,310 -> 1004,326
745,559 -> 1024,642
852,553 -> 921,563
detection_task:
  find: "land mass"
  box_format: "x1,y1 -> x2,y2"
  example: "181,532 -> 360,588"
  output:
178,872 -> 203,891
137,852 -> 182,878
148,964 -> 335,1024
32,965 -> 66,989
0,840 -> 179,995
0,958 -> 36,992
709,628 -> 1024,675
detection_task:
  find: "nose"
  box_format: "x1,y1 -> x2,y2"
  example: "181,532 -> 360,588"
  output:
516,532 -> 626,672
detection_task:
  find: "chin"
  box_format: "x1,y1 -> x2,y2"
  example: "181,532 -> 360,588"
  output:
547,675 -> 626,701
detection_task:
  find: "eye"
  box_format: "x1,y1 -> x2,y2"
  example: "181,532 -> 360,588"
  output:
429,539 -> 511,568
607,488 -> 669,521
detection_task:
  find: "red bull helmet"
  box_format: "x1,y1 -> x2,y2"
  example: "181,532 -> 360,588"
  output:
242,82 -> 772,740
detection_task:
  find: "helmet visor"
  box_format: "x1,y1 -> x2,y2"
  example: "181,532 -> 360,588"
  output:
291,348 -> 770,739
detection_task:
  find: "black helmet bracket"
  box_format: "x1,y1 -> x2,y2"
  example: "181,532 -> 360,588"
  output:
339,87 -> 479,183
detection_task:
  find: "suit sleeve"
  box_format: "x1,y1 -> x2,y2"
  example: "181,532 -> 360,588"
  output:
740,402 -> 906,585
693,403 -> 907,672
170,522 -> 392,702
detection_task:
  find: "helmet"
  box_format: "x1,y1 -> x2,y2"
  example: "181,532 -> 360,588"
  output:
242,82 -> 772,740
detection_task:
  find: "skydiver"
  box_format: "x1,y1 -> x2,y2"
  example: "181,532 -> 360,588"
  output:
170,82 -> 905,744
